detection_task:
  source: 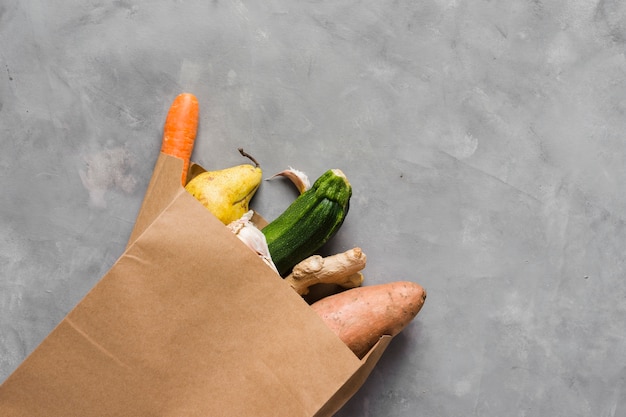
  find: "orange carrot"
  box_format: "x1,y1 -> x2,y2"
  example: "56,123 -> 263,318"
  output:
160,93 -> 199,185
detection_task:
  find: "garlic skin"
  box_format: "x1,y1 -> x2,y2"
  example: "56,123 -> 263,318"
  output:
227,211 -> 279,274
268,167 -> 311,194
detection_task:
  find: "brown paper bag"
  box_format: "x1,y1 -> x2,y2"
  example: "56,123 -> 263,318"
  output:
0,153 -> 391,417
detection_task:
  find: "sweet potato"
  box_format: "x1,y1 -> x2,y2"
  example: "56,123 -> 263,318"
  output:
311,281 -> 426,358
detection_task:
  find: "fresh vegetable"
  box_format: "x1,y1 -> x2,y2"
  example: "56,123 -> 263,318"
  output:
311,281 -> 426,358
185,148 -> 262,224
285,247 -> 366,295
228,210 -> 278,274
262,168 -> 352,276
160,93 -> 200,185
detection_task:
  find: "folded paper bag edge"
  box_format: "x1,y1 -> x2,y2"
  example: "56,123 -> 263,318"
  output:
313,335 -> 393,417
126,152 -> 186,248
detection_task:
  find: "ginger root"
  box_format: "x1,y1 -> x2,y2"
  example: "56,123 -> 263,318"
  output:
285,247 -> 366,295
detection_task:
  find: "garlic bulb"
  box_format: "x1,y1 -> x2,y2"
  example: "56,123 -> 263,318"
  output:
227,211 -> 279,274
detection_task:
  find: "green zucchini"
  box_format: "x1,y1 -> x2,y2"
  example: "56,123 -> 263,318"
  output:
262,168 -> 352,276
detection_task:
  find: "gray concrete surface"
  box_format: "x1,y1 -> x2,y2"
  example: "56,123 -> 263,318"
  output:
1,1 -> 625,415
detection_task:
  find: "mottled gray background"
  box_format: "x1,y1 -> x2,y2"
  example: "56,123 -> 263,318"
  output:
2,1 -> 626,416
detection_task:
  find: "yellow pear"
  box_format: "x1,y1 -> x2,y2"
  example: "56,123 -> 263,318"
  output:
185,150 -> 263,224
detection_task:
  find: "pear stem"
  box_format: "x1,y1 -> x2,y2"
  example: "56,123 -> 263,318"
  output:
238,148 -> 260,167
